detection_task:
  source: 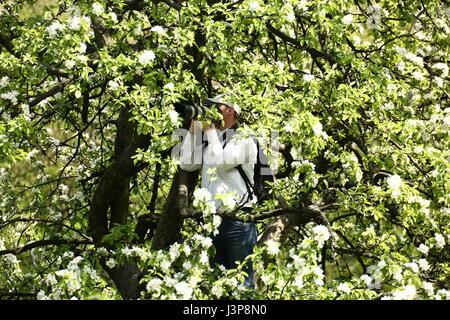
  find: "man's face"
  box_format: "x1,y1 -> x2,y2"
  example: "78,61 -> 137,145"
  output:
217,103 -> 234,119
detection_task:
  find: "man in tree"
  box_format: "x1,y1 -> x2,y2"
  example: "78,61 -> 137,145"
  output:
179,93 -> 258,289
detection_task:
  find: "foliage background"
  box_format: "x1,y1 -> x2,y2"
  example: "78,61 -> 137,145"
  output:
0,0 -> 449,300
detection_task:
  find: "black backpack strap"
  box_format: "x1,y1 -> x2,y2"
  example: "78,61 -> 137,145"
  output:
221,125 -> 256,201
205,124 -> 256,201
236,164 -> 255,201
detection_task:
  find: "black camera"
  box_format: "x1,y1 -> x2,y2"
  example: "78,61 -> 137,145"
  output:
173,102 -> 214,120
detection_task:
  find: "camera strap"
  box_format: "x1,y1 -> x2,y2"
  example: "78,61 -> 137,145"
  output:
201,123 -> 256,201
220,124 -> 256,201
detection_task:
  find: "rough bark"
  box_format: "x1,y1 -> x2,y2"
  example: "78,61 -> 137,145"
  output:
88,106 -> 150,299
151,169 -> 199,250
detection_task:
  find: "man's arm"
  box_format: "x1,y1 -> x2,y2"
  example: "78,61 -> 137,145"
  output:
203,128 -> 257,171
179,121 -> 203,172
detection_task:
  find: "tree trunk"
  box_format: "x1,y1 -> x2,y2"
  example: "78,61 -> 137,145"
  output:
151,169 -> 199,250
88,106 -> 150,299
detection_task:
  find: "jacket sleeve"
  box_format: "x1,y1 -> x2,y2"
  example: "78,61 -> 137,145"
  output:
203,128 -> 257,172
179,130 -> 203,172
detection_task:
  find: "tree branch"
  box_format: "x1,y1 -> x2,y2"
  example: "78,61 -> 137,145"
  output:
0,291 -> 37,298
266,21 -> 339,67
0,34 -> 18,57
334,246 -> 380,260
0,217 -> 91,240
0,239 -> 93,256
28,78 -> 73,109
182,204 -> 339,223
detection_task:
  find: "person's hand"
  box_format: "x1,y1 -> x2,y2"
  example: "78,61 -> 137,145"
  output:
188,120 -> 200,134
202,121 -> 216,132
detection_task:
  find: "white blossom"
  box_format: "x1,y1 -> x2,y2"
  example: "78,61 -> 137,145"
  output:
193,188 -> 212,206
92,3 -> 104,15
283,124 -> 294,133
211,284 -> 224,298
315,278 -> 324,286
432,63 -> 449,78
275,61 -> 285,70
312,121 -> 328,139
79,42 -> 87,53
151,25 -> 166,35
44,274 -> 58,286
164,82 -> 175,90
337,283 -> 351,294
265,240 -> 280,255
393,271 -> 403,281
46,20 -> 64,38
5,254 -> 18,264
64,59 -> 76,69
146,278 -> 163,292
312,266 -> 324,279
342,14 -> 353,25
183,245 -> 191,256
303,74 -> 315,82
68,16 -> 81,30
418,259 -> 430,271
436,289 -> 450,300
63,251 -> 74,259
165,276 -> 178,288
103,12 -> 114,22
405,52 -> 424,67
360,274 -> 373,287
366,4 -> 383,30
221,193 -> 236,209
312,225 -> 330,246
286,10 -> 296,23
1,90 -> 19,104
37,290 -> 50,300
169,243 -> 180,260
434,233 -> 446,249
412,71 -> 425,81
386,174 -> 402,190
197,235 -> 213,248
108,79 -> 120,91
260,273 -> 272,284
160,259 -> 171,272
212,215 -> 222,229
121,247 -> 133,257
248,0 -> 260,11
422,282 -> 434,295
418,244 -> 429,255
199,251 -> 209,265
0,76 -> 9,88
168,110 -> 179,124
296,0 -> 309,10
367,3 -> 382,15
174,281 -> 193,299
404,262 -> 419,273
293,273 -> 304,288
392,285 -> 417,300
182,261 -> 192,270
291,254 -> 304,268
138,50 -> 156,66
106,258 -> 116,269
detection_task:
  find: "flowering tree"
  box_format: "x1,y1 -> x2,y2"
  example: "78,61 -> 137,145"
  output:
0,0 -> 449,300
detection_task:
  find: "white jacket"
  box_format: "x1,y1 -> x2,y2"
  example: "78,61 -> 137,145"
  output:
179,124 -> 257,211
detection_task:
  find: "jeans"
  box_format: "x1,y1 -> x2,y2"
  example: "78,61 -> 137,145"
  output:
212,218 -> 258,289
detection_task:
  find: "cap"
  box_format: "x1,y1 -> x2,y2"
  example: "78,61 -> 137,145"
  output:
203,93 -> 241,114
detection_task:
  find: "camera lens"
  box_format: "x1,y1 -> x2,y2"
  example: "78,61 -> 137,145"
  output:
173,103 -> 212,120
